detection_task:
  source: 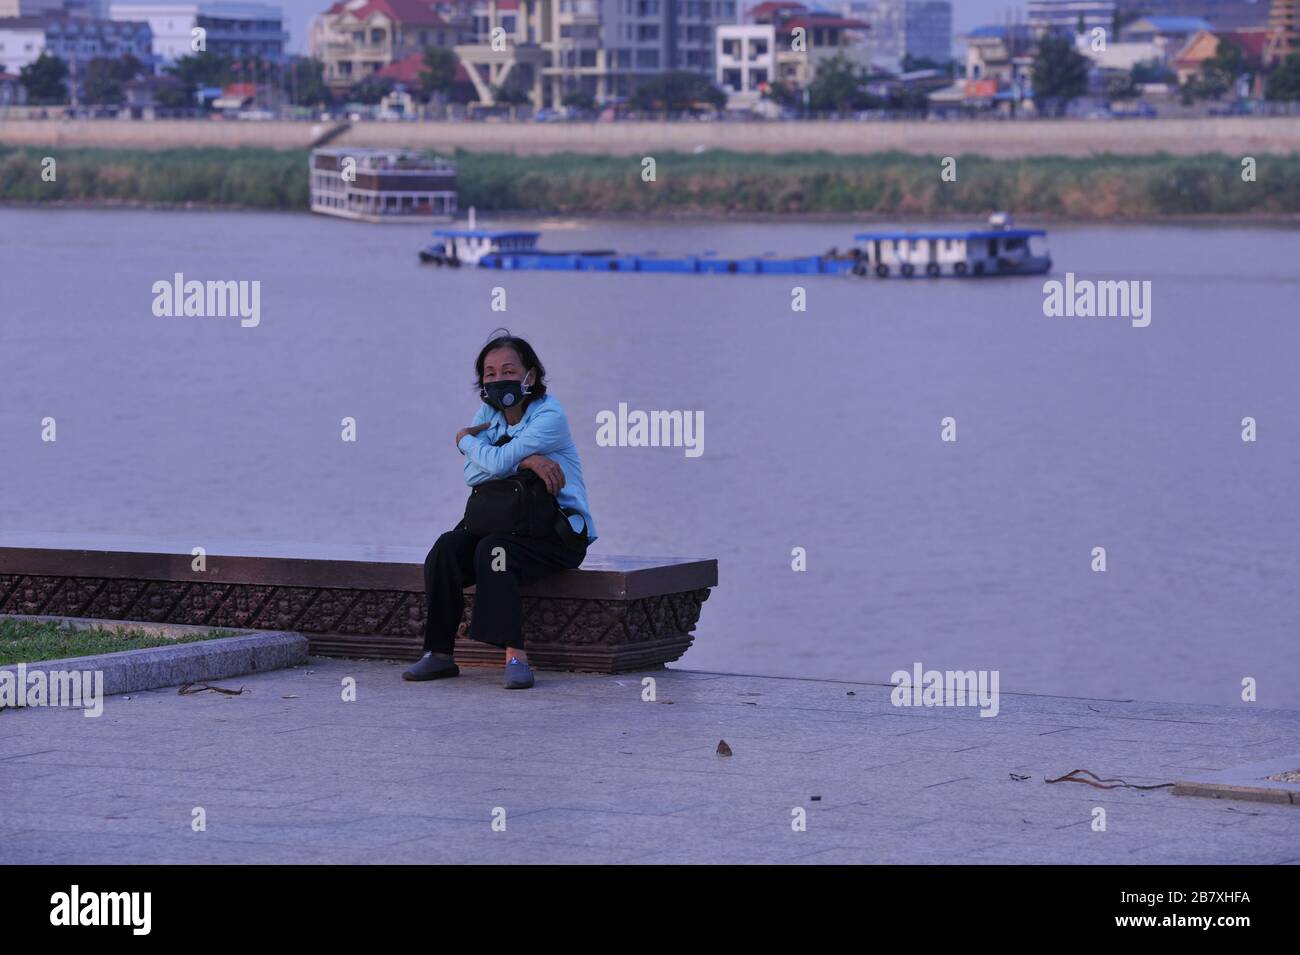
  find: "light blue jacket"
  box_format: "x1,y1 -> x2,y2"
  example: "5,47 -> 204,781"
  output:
457,393 -> 598,543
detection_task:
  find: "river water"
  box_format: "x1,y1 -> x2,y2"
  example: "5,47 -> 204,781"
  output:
2,207 -> 1298,707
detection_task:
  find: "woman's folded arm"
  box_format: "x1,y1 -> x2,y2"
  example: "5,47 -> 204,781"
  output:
457,405 -> 570,479
463,455 -> 495,486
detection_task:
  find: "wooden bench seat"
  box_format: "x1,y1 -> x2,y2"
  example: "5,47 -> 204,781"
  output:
0,540 -> 718,673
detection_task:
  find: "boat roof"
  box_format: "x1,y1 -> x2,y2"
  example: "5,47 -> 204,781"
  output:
432,229 -> 541,240
853,228 -> 1047,241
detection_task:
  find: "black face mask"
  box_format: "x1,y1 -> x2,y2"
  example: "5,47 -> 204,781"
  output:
481,371 -> 533,412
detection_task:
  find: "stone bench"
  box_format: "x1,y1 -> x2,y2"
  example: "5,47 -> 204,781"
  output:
0,540 -> 717,674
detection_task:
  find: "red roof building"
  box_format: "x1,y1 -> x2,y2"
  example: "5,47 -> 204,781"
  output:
748,1 -> 805,22
311,0 -> 467,94
779,15 -> 869,35
1218,27 -> 1272,69
375,50 -> 474,86
320,0 -> 449,26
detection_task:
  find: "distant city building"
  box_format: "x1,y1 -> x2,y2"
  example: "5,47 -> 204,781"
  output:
0,12 -> 151,97
1073,30 -> 1160,70
63,0 -> 108,16
467,0 -> 516,40
1115,1 -> 1271,31
0,16 -> 46,72
44,12 -> 152,68
109,2 -> 287,64
837,0 -> 871,24
2,12 -> 152,75
963,23 -> 1034,82
716,2 -> 869,107
902,0 -> 950,62
452,0 -> 739,106
1219,23 -> 1275,66
960,22 -> 1034,111
853,0 -> 950,66
1026,0 -> 1117,37
712,3 -> 873,108
310,0 -> 463,96
602,0 -> 738,81
372,46 -> 474,95
715,23 -> 773,107
1170,26 -> 1222,80
109,3 -> 193,61
534,0 -> 605,101
1167,23 -> 1270,83
1120,13 -> 1215,57
1265,0 -> 1299,62
194,2 -> 287,59
0,0 -> 64,17
753,1 -> 869,86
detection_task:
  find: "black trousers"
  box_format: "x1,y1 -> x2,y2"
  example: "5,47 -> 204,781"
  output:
422,523 -> 588,653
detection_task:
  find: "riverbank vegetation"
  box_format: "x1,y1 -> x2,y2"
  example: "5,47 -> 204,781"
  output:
2,145 -> 1297,218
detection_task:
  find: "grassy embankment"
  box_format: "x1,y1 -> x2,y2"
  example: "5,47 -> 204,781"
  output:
1,145 -> 1297,217
0,617 -> 237,665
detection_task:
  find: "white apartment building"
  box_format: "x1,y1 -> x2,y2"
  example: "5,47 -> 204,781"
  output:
0,17 -> 47,72
715,23 -> 773,107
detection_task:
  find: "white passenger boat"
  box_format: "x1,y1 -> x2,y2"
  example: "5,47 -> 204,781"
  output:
310,146 -> 457,223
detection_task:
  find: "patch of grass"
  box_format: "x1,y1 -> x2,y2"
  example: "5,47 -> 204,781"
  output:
0,146 -> 309,207
452,147 -> 1300,217
0,618 -> 238,665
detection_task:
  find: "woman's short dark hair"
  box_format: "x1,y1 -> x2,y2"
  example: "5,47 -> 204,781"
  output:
474,329 -> 548,403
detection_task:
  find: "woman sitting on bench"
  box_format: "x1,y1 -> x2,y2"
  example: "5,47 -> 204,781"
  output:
404,330 -> 597,689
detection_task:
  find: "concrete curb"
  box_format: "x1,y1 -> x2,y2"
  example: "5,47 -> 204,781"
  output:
0,630 -> 309,697
1174,755 -> 1300,806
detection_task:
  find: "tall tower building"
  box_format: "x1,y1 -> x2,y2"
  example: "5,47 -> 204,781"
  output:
1266,0 -> 1298,61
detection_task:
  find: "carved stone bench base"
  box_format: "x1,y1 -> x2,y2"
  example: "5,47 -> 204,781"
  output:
0,550 -> 717,676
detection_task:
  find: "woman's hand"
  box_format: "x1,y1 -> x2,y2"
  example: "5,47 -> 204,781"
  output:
520,454 -> 566,495
455,422 -> 490,447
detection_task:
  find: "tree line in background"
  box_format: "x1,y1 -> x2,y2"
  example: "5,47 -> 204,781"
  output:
16,49 -> 332,108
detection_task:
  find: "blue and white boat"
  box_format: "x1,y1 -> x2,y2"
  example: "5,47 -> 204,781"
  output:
850,213 -> 1052,278
418,211 -> 1050,278
418,228 -> 544,266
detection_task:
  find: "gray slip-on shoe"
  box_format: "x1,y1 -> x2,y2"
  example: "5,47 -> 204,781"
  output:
403,651 -> 460,681
503,656 -> 534,689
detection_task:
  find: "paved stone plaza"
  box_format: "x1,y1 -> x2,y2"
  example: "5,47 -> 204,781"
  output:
2,659 -> 1298,864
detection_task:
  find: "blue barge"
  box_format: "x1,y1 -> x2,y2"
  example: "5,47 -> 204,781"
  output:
418,213 -> 1051,279
475,251 -> 857,275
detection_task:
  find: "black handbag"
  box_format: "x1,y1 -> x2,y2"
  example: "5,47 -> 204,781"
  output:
463,469 -> 559,538
461,432 -> 588,546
